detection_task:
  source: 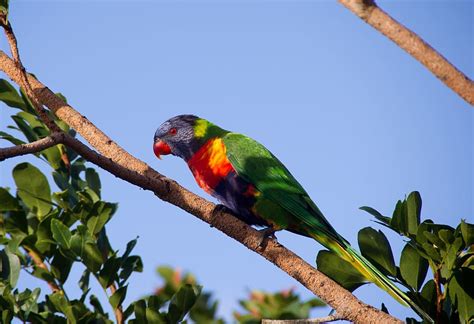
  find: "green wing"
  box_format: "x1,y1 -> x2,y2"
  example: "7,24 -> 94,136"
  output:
222,132 -> 344,244
223,133 -> 434,322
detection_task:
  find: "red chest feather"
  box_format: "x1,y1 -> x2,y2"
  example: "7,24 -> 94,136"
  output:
187,138 -> 234,194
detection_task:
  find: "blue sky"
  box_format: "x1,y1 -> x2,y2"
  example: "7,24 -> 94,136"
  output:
1,0 -> 472,321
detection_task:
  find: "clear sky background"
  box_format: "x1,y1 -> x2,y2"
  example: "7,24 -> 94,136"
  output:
1,0 -> 472,322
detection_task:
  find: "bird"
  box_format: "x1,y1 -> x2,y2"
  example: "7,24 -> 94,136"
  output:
153,114 -> 432,322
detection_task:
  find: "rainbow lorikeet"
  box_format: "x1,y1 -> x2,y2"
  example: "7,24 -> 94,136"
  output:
153,115 -> 431,322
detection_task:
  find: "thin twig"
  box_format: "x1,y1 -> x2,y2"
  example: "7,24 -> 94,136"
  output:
0,133 -> 64,160
25,248 -> 61,293
434,268 -> 444,324
262,314 -> 345,323
0,51 -> 403,324
0,17 -> 62,131
109,284 -> 124,324
338,0 -> 474,105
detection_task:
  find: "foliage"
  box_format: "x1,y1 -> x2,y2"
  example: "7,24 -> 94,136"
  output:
233,289 -> 325,323
152,266 -> 325,323
317,191 -> 474,323
0,79 -> 202,323
0,79 -> 325,323
153,266 -> 224,324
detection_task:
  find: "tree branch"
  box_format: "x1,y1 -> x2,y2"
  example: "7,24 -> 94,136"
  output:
338,0 -> 474,105
0,133 -> 64,161
262,313 -> 345,323
0,17 -> 62,131
0,50 -> 403,323
24,248 -> 61,293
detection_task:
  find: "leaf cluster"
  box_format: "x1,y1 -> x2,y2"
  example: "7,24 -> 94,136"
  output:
317,191 -> 473,323
0,80 -> 204,323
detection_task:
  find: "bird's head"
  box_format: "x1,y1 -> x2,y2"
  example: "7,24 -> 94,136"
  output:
153,114 -> 229,161
153,114 -> 199,161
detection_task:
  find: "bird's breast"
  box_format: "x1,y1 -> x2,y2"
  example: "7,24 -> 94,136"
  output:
187,138 -> 234,194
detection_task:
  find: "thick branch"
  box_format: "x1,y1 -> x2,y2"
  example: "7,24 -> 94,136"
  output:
262,314 -> 345,323
0,133 -> 64,160
0,50 -> 402,323
339,0 -> 474,105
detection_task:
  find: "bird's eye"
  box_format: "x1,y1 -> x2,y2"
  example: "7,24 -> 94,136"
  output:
168,128 -> 177,135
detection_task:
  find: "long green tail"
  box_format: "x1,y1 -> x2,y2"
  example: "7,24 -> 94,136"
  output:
312,232 -> 433,323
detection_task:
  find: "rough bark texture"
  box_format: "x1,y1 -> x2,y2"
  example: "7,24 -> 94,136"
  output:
0,133 -> 63,160
339,0 -> 474,105
0,50 -> 402,323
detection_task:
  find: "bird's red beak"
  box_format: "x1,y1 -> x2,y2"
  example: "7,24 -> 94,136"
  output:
153,140 -> 172,159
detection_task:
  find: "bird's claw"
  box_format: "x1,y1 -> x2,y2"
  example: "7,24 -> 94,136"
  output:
256,227 -> 278,248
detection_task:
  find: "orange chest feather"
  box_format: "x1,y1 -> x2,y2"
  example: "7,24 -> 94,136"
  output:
187,138 -> 234,193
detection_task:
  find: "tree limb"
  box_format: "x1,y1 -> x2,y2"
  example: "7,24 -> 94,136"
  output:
0,16 -> 62,131
0,133 -> 64,161
0,50 -> 403,323
262,313 -> 345,323
338,0 -> 474,106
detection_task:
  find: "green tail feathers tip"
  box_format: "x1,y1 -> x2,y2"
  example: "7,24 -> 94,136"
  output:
343,245 -> 434,323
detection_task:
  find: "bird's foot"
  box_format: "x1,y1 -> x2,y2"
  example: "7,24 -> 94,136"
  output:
210,204 -> 234,228
256,227 -> 278,248
213,204 -> 234,215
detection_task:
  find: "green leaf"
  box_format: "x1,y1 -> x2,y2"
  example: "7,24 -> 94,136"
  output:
41,146 -> 63,170
89,294 -> 105,315
168,284 -> 202,323
316,250 -> 367,291
109,285 -> 127,309
87,204 -> 112,235
0,249 -> 20,287
134,299 -> 147,323
360,206 -> 391,225
48,292 -> 76,320
146,307 -> 165,324
79,269 -> 90,294
50,252 -> 73,284
358,227 -> 396,276
85,168 -> 101,197
122,237 -> 138,261
0,188 -> 21,211
50,219 -> 71,249
11,115 -> 38,142
12,162 -> 52,219
82,243 -> 103,272
0,79 -> 25,110
98,257 -> 121,288
21,287 -> 40,319
448,268 -> 474,323
419,279 -> 436,316
391,200 -> 407,234
400,243 -> 428,290
406,191 -> 421,235
460,220 -> 474,246
119,255 -> 143,284
438,229 -> 454,245
0,130 -> 25,146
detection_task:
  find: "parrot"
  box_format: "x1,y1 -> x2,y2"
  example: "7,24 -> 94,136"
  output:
153,114 -> 432,322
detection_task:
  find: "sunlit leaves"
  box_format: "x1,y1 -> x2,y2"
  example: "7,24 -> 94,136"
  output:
234,288 -> 325,322
167,284 -> 202,323
360,192 -> 474,323
0,249 -> 20,287
0,77 -> 207,323
13,163 -> 51,219
400,244 -> 428,291
358,227 -> 396,277
0,79 -> 25,110
316,250 -> 367,291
